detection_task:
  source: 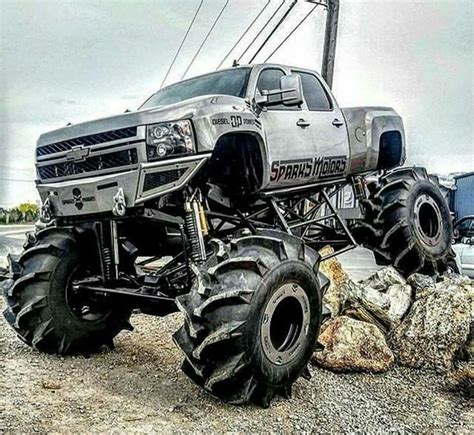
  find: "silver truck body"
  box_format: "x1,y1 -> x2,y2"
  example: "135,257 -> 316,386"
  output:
35,64 -> 405,217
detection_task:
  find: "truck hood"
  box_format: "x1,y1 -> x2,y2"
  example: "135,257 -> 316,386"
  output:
37,94 -> 247,147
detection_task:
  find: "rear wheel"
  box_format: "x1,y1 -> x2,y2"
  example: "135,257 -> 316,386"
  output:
2,227 -> 132,355
358,168 -> 454,276
173,231 -> 324,407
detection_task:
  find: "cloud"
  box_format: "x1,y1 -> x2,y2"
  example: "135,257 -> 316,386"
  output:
50,98 -> 78,106
0,0 -> 472,207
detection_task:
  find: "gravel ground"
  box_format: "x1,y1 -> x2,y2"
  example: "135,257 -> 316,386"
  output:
1,298 -> 472,433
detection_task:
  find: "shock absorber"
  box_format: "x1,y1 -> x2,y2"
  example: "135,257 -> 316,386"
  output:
96,222 -> 113,281
184,190 -> 208,265
96,221 -> 120,282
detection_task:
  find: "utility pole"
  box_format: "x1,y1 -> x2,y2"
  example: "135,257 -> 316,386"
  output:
321,0 -> 339,89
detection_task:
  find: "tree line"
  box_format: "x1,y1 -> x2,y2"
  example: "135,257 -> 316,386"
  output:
0,203 -> 39,224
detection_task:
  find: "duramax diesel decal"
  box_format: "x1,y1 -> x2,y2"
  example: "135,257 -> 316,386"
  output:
270,156 -> 347,182
212,115 -> 258,128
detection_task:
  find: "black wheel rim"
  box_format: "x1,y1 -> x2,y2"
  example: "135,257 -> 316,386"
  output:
65,266 -> 110,322
260,282 -> 310,365
413,194 -> 443,247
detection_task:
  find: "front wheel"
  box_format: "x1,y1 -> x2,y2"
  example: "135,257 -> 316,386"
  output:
173,232 -> 324,407
3,227 -> 132,355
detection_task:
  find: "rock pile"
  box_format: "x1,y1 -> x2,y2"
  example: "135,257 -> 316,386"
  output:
314,247 -> 473,383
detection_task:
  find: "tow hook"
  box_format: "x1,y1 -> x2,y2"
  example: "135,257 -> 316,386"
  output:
112,187 -> 127,217
40,197 -> 53,223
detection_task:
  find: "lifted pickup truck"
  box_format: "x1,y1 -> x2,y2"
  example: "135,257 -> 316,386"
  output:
3,64 -> 453,407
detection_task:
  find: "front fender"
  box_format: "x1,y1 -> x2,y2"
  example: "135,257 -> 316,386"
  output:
192,96 -> 265,153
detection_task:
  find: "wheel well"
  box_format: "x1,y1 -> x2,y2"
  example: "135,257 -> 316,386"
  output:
377,130 -> 403,170
207,133 -> 264,195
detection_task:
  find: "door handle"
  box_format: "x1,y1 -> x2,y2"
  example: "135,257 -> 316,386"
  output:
296,119 -> 310,128
332,118 -> 344,127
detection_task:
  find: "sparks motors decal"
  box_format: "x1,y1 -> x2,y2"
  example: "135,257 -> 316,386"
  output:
270,156 -> 347,182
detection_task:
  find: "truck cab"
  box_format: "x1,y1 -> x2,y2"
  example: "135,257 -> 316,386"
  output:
35,64 -> 405,218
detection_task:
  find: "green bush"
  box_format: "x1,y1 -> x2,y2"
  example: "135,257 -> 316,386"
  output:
0,203 -> 39,224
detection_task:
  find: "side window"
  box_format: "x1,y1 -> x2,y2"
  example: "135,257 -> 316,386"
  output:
256,68 -> 299,111
457,219 -> 474,238
294,71 -> 332,111
466,220 -> 474,237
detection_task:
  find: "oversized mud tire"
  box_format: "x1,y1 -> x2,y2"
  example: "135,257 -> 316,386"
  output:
2,227 -> 132,355
173,231 -> 325,407
359,167 -> 454,276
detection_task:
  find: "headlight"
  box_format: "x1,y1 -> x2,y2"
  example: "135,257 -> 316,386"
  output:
146,120 -> 195,161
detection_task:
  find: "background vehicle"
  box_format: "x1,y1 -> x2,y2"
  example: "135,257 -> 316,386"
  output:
2,63 -> 453,407
451,216 -> 474,278
451,238 -> 474,278
453,215 -> 474,242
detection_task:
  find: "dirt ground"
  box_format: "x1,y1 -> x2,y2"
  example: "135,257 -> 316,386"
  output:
1,298 -> 472,434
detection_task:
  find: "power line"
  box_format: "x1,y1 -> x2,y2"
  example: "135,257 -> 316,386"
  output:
160,0 -> 205,89
215,0 -> 271,70
237,0 -> 286,64
181,0 -> 230,80
264,2 -> 321,62
249,0 -> 298,63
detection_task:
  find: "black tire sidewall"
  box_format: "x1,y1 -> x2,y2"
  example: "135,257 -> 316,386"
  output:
47,248 -> 123,342
243,260 -> 321,387
402,180 -> 452,258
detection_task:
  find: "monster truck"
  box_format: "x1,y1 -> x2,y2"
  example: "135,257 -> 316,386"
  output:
2,64 -> 453,407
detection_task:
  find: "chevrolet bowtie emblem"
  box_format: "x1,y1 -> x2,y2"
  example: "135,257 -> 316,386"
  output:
66,145 -> 90,162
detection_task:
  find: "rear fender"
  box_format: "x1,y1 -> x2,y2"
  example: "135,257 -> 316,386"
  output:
342,107 -> 406,174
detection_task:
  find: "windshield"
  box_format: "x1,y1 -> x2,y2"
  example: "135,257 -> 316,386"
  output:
140,68 -> 251,109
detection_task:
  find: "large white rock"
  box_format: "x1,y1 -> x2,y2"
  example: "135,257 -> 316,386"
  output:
386,284 -> 413,323
360,266 -> 406,291
319,246 -> 349,318
313,316 -> 394,373
341,275 -> 413,331
407,273 -> 436,300
389,276 -> 473,371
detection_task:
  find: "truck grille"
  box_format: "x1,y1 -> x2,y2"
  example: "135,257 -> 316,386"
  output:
37,127 -> 137,157
38,149 -> 138,180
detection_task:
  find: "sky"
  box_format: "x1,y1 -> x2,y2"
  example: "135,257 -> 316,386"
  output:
0,0 -> 473,207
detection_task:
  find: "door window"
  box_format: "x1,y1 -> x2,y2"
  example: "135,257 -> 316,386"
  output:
293,71 -> 332,111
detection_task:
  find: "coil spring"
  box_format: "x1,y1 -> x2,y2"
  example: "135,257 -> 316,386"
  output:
98,223 -> 113,280
185,207 -> 204,264
101,247 -> 113,280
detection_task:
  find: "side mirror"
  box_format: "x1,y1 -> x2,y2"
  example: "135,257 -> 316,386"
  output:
255,74 -> 303,108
